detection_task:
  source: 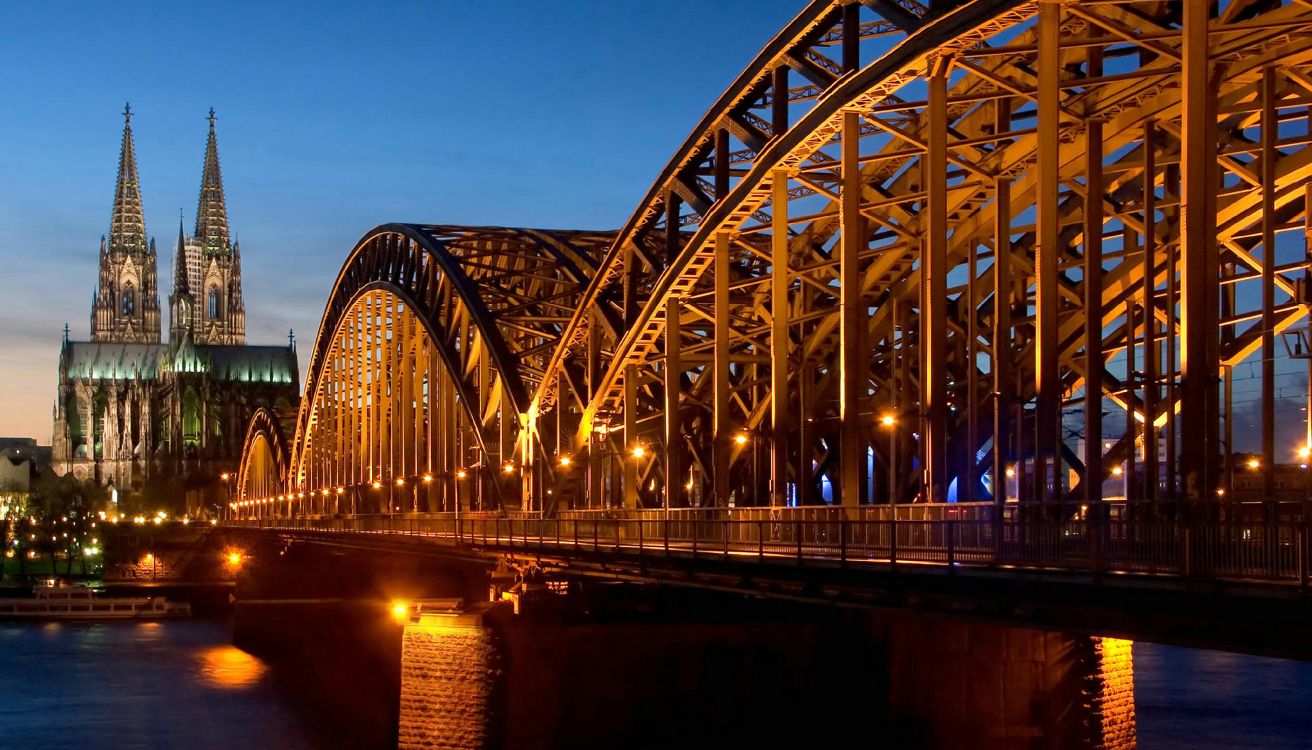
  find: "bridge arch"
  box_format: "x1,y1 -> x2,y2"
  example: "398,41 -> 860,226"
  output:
241,0 -> 1312,519
535,0 -> 1312,510
235,407 -> 290,515
280,224 -> 611,514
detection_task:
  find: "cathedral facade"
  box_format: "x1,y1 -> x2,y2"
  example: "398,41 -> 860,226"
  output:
52,106 -> 298,509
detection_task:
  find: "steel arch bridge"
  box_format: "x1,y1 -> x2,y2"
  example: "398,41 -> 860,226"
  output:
237,0 -> 1312,521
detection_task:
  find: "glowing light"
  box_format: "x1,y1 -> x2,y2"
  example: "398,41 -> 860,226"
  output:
1004,466 -> 1016,479
1111,466 -> 1124,477
220,472 -> 230,481
321,488 -> 329,496
456,469 -> 468,479
372,481 -> 382,490
390,600 -> 411,622
152,517 -> 163,525
226,551 -> 243,567
142,553 -> 154,564
1248,458 -> 1261,471
395,478 -> 405,487
1298,446 -> 1311,461
336,487 -> 345,494
1217,488 -> 1226,497
197,645 -> 267,689
733,433 -> 749,446
631,445 -> 647,459
422,474 -> 433,483
210,519 -> 218,525
558,455 -> 572,468
880,414 -> 897,428
502,462 -> 515,475
85,546 -> 100,556
133,516 -> 146,525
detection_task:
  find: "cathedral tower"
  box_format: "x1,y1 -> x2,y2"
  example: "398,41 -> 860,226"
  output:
180,109 -> 245,345
169,216 -> 194,340
91,104 -> 161,343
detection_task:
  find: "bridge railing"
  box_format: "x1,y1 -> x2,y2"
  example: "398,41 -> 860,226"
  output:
232,500 -> 1311,587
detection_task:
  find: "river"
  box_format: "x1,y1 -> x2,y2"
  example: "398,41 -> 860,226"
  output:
0,619 -> 1310,749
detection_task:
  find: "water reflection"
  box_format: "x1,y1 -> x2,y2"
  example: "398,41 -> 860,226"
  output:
198,644 -> 268,689
1091,637 -> 1137,749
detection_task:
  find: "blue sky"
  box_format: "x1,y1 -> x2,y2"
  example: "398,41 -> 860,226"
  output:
0,1 -> 799,439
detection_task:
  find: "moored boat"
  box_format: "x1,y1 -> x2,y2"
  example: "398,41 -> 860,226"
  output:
0,581 -> 190,620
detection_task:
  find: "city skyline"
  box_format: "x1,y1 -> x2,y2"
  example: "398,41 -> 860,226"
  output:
0,0 -> 797,439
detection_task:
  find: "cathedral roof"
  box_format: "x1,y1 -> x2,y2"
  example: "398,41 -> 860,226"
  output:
108,103 -> 147,255
61,341 -> 163,380
60,340 -> 297,387
199,345 -> 298,385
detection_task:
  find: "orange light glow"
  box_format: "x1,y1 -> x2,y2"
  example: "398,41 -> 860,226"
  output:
422,474 -> 433,483
502,462 -> 515,475
1111,466 -> 1123,477
336,487 -> 345,494
880,414 -> 897,428
395,477 -> 405,487
558,455 -> 572,468
226,551 -> 243,567
456,469 -> 468,479
220,472 -> 230,481
1248,458 -> 1261,471
390,601 -> 411,622
733,433 -> 749,446
197,645 -> 268,689
372,480 -> 382,490
631,445 -> 647,459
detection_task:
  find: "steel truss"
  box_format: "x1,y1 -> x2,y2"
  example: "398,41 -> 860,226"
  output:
238,0 -> 1312,516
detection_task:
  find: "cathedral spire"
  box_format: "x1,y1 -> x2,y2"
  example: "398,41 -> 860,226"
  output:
108,103 -> 146,254
194,108 -> 230,255
174,213 -> 191,297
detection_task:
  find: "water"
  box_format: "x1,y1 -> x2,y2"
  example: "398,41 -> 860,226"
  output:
1,620 -> 1312,749
0,620 -> 322,750
1134,642 -> 1312,749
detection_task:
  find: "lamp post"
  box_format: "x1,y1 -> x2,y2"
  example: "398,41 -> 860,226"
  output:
219,472 -> 230,522
880,413 -> 898,505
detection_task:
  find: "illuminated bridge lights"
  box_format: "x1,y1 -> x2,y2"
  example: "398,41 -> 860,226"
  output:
234,0 -> 1312,515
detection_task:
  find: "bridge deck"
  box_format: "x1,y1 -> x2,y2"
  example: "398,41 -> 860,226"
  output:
231,503 -> 1312,589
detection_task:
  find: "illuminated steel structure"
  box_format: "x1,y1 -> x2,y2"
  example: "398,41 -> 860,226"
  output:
239,0 -> 1312,517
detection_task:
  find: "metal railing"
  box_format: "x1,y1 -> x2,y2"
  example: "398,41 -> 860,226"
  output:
228,501 -> 1312,589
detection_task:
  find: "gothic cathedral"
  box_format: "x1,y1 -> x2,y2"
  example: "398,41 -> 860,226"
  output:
52,106 -> 299,512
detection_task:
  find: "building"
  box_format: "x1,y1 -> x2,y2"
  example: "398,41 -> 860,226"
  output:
51,105 -> 298,513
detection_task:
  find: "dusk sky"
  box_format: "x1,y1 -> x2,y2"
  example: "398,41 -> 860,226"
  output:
0,1 -> 798,440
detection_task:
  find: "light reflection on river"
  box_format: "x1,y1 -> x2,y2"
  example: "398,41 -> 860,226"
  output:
2,619 -> 1312,748
0,620 -> 321,750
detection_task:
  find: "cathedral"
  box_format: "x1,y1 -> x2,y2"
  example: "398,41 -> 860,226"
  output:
52,106 -> 299,511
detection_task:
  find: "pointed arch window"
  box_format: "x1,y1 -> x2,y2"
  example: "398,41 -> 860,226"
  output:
208,286 -> 221,320
121,283 -> 135,316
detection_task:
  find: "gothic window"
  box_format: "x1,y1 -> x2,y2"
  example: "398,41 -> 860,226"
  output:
121,284 -> 135,316
208,286 -> 221,319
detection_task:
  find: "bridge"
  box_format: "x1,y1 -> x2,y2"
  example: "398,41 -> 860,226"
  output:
232,0 -> 1312,656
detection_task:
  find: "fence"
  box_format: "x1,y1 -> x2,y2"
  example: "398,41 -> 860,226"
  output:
230,500 -> 1312,588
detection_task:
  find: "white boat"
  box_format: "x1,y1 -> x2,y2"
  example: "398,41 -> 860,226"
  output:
0,581 -> 191,620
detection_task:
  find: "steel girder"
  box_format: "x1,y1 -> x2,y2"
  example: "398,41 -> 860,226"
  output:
239,0 -> 1312,516
538,0 -> 1312,509
271,225 -> 611,511
235,407 -> 290,515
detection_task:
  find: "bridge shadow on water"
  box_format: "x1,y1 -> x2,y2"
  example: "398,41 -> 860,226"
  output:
229,541 -> 1153,750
